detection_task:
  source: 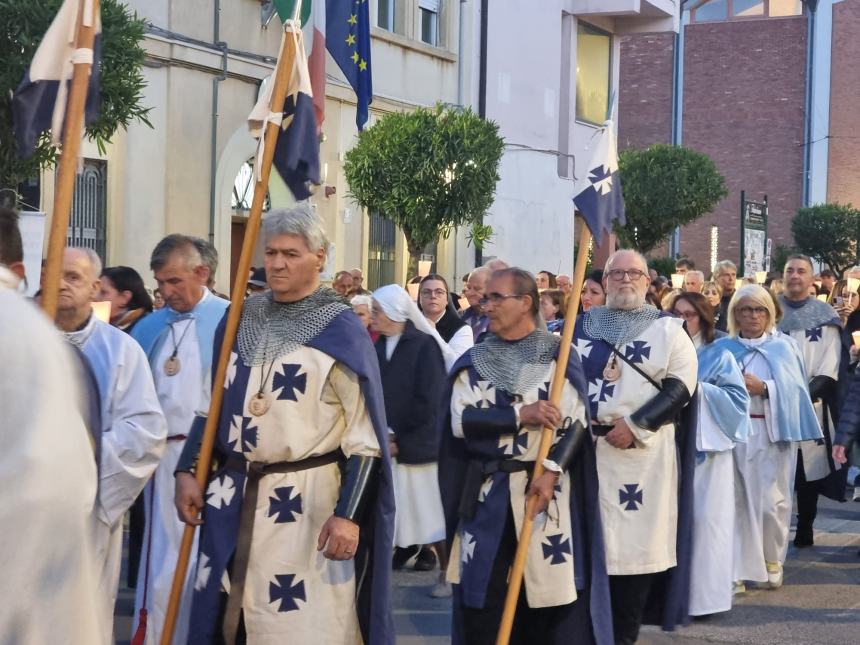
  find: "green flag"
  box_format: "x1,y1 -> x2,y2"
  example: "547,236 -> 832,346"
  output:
273,0 -> 312,26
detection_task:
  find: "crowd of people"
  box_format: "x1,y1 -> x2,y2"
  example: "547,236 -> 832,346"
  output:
1,203 -> 859,645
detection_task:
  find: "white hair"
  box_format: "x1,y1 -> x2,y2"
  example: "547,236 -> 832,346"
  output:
262,205 -> 329,254
604,249 -> 649,275
727,284 -> 776,336
712,260 -> 737,278
685,270 -> 704,282
68,246 -> 102,279
350,294 -> 373,308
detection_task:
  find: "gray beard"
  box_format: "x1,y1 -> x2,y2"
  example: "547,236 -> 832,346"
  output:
607,291 -> 644,310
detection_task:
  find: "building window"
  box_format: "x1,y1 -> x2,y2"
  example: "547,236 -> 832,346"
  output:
419,0 -> 439,46
691,0 -> 803,22
377,0 -> 395,31
575,22 -> 611,126
368,212 -> 396,290
66,158 -> 107,263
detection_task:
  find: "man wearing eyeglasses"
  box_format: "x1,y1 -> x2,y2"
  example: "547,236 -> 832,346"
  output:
777,255 -> 846,548
572,250 -> 698,645
439,268 -> 612,645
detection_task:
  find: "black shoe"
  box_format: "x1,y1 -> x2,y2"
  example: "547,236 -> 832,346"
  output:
413,546 -> 438,571
793,524 -> 814,548
392,545 -> 420,570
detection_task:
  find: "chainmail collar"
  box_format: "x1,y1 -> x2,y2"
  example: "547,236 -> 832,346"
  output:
582,304 -> 663,345
237,287 -> 350,366
470,330 -> 560,396
777,294 -> 842,333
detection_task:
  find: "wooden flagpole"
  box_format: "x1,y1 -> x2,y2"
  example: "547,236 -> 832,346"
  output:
495,219 -> 593,645
40,0 -> 100,319
157,25 -> 298,645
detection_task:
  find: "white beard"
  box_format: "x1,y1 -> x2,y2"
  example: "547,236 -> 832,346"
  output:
607,290 -> 645,310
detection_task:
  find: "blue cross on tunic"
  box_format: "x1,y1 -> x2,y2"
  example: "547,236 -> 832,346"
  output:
805,326 -> 823,342
541,534 -> 573,565
619,484 -> 643,511
268,486 -> 303,523
624,340 -> 651,364
269,573 -> 307,612
273,363 -> 308,401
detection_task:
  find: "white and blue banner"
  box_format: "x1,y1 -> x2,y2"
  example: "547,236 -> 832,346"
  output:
572,120 -> 626,244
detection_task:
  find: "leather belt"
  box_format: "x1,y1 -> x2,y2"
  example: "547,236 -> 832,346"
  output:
750,414 -> 765,419
222,449 -> 345,644
459,458 -> 534,520
167,434 -> 187,442
591,423 -> 614,437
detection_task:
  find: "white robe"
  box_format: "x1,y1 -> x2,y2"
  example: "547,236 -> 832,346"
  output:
0,290 -> 102,644
732,334 -> 797,582
65,315 -> 167,643
133,308 -> 211,645
583,317 -> 698,576
690,389 -> 736,615
784,325 -> 840,481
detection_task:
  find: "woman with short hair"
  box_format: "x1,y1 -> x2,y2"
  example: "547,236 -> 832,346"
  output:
535,270 -> 557,290
418,274 -> 474,368
715,285 -> 822,592
539,288 -> 565,333
580,269 -> 605,312
99,266 -> 153,333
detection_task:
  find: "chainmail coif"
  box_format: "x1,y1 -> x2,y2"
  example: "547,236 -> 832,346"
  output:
582,304 -> 663,346
237,287 -> 350,366
471,330 -> 560,396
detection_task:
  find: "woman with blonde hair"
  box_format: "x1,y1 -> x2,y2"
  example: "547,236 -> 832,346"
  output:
714,285 -> 822,593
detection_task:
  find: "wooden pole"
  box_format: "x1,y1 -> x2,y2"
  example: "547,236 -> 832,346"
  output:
40,0 -> 100,319
495,220 -> 593,645
158,27 -> 298,645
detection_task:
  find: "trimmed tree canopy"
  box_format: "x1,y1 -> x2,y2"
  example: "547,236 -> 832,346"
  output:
0,0 -> 151,193
616,144 -> 728,253
792,203 -> 860,276
343,103 -> 504,262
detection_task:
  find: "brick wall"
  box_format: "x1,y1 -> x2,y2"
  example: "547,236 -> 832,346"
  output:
617,17 -> 808,275
827,2 -> 860,206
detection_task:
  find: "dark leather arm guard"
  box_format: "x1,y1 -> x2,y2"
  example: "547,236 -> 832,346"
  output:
808,375 -> 836,402
547,420 -> 588,472
175,415 -> 206,475
462,406 -> 518,442
334,455 -> 380,523
630,377 -> 691,431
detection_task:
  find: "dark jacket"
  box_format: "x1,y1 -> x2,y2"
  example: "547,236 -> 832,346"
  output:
836,367 -> 860,467
375,320 -> 446,464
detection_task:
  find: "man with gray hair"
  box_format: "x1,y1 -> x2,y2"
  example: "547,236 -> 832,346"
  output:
193,237 -> 229,300
573,249 -> 697,644
174,207 -> 395,643
683,270 -> 704,294
713,260 -> 737,332
55,247 -> 166,643
460,266 -> 491,341
130,234 -> 229,645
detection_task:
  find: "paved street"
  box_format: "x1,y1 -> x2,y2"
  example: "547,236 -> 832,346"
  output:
115,496 -> 859,644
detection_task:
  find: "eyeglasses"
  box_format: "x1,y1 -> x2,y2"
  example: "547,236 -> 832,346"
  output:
607,268 -> 647,282
671,309 -> 699,321
737,306 -> 768,317
420,288 -> 447,298
479,293 -> 523,306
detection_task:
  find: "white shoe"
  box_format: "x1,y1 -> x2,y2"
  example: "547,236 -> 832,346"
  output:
853,486 -> 860,502
732,580 -> 746,595
765,561 -> 783,589
430,579 -> 452,598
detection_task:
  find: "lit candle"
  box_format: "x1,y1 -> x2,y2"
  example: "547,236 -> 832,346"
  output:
418,260 -> 432,277
406,283 -> 420,300
92,300 -> 111,323
735,279 -> 743,291
755,271 -> 767,284
671,273 -> 684,289
852,331 -> 860,347
847,277 -> 860,294
817,294 -> 828,302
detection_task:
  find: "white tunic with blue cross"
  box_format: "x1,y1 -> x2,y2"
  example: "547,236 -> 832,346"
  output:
445,359 -> 588,609
572,314 -> 697,576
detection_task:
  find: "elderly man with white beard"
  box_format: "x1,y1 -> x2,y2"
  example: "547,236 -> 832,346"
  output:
572,250 -> 698,645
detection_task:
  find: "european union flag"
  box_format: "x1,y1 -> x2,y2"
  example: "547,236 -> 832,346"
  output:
326,0 -> 372,129
572,120 -> 626,245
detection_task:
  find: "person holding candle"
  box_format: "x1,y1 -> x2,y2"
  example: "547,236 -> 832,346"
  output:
778,255 -> 847,548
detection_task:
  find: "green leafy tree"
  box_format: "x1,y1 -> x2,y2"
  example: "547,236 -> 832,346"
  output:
615,144 -> 728,253
792,203 -> 860,276
0,0 -> 151,202
343,103 -> 504,272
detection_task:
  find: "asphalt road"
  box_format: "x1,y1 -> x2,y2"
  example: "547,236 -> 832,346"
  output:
115,496 -> 859,644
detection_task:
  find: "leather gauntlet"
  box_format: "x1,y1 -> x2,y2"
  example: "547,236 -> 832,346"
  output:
334,455 -> 380,523
630,377 -> 691,431
547,420 -> 588,472
461,406 -> 518,442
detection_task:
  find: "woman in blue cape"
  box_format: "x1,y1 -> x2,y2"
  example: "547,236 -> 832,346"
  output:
670,293 -> 749,615
714,285 -> 822,593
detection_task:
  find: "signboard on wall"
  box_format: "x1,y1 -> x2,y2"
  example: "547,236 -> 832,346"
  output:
740,193 -> 768,277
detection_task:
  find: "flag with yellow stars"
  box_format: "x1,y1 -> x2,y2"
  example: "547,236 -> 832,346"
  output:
326,0 -> 373,129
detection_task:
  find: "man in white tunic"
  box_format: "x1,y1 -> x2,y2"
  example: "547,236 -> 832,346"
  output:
573,250 -> 698,645
54,248 -> 166,643
131,235 -> 229,644
716,285 -> 822,590
440,268 -> 612,645
174,207 -> 395,644
778,255 -> 846,547
0,213 -> 101,644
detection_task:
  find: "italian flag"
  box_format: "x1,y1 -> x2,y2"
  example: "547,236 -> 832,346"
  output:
275,0 -> 326,130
